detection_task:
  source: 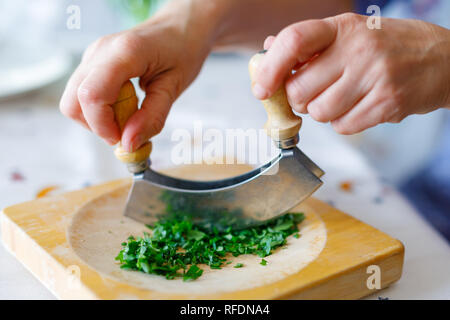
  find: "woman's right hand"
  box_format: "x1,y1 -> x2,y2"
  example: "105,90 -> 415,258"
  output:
60,2 -> 215,152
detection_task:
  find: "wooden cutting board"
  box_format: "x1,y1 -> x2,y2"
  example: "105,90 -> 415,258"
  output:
1,164 -> 404,299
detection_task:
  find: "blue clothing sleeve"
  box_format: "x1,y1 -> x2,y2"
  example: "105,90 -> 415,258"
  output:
354,0 -> 390,14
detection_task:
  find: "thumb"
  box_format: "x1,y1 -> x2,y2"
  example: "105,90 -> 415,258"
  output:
252,19 -> 337,100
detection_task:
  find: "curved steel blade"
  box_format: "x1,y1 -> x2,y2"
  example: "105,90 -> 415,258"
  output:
124,147 -> 323,230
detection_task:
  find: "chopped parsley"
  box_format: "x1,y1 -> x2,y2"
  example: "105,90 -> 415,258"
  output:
260,259 -> 267,266
116,212 -> 305,281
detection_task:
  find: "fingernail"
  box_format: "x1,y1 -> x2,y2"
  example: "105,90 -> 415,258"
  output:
129,134 -> 145,152
122,140 -> 134,153
121,143 -> 130,153
252,83 -> 268,100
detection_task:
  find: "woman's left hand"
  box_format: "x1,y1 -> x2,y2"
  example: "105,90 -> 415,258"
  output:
251,13 -> 450,134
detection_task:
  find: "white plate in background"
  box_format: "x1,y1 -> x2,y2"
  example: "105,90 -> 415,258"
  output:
0,42 -> 72,99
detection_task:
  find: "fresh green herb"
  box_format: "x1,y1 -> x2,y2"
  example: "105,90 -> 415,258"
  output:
260,259 -> 267,266
183,265 -> 203,281
234,263 -> 244,268
116,212 -> 305,281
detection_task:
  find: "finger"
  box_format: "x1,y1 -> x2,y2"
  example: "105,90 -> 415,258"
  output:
121,74 -> 177,152
60,67 -> 90,129
77,61 -> 140,145
331,85 -> 385,134
285,49 -> 343,114
252,19 -> 337,99
263,35 -> 276,50
304,69 -> 373,122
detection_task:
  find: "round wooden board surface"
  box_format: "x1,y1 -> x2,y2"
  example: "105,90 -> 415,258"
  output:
68,164 -> 327,295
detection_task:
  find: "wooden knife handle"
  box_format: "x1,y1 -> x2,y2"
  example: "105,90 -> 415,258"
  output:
112,80 -> 151,170
248,52 -> 302,145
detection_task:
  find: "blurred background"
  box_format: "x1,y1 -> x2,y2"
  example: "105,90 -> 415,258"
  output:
0,0 -> 449,241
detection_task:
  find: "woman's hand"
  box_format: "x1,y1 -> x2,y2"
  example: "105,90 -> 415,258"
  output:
60,2 -> 218,152
252,13 -> 450,134
59,0 -> 357,149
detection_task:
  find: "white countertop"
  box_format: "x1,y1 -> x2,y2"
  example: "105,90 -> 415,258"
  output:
0,55 -> 449,299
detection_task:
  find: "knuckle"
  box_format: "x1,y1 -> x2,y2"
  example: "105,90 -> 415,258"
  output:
149,114 -> 165,135
278,26 -> 304,55
307,101 -> 329,123
354,35 -> 379,57
91,126 -> 107,138
336,12 -> 363,28
112,32 -> 142,57
350,30 -> 383,58
384,104 -> 406,123
59,94 -> 79,119
378,84 -> 405,115
255,64 -> 272,87
87,117 -> 113,138
83,36 -> 108,61
331,120 -> 357,135
379,58 -> 398,84
291,102 -> 307,114
286,76 -> 310,105
330,120 -> 345,134
157,84 -> 177,105
82,44 -> 96,62
287,89 -> 307,113
388,116 -> 403,123
59,101 -> 76,119
107,33 -> 143,73
77,85 -> 100,105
